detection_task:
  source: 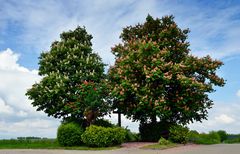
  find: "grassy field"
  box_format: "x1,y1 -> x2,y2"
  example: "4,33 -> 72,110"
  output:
0,139 -> 58,149
0,139 -> 119,150
142,143 -> 179,150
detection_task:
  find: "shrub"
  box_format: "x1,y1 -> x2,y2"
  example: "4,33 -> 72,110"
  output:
125,129 -> 140,142
113,127 -> 127,145
208,131 -> 221,143
188,130 -> 199,143
225,137 -> 240,143
225,134 -> 240,143
158,137 -> 171,145
217,130 -> 227,142
194,131 -> 221,144
81,125 -> 126,147
94,119 -> 114,128
139,122 -> 171,141
57,122 -> 84,146
169,125 -> 189,144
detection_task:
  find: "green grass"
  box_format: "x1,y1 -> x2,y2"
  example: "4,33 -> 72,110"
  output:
0,139 -> 58,149
141,143 -> 179,150
0,139 -> 119,150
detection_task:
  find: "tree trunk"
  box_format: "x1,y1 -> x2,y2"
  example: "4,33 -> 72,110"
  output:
151,115 -> 157,123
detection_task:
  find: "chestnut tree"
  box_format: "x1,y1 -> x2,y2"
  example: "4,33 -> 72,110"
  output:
108,15 -> 225,125
26,26 -> 110,123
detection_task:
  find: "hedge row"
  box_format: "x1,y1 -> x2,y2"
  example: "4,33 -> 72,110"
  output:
81,125 -> 126,147
57,121 -> 126,147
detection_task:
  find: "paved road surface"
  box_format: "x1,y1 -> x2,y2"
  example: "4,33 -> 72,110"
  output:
0,144 -> 240,154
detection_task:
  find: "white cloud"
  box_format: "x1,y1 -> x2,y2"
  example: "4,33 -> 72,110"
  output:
0,98 -> 14,114
0,119 -> 59,139
0,48 -> 60,139
189,102 -> 240,134
16,111 -> 28,117
236,90 -> 240,97
215,114 -> 235,124
0,48 -> 30,73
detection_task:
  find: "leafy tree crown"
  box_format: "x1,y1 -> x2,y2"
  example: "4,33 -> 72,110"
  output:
26,26 -> 108,121
109,15 -> 225,124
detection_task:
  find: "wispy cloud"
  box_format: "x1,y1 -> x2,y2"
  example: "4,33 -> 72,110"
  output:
1,0 -> 240,65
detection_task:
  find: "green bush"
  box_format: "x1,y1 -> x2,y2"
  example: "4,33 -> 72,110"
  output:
57,122 -> 84,146
169,125 -> 189,144
217,130 -> 227,142
225,134 -> 240,143
225,137 -> 240,143
194,131 -> 221,144
208,131 -> 221,143
125,129 -> 140,142
81,125 -> 126,147
139,122 -> 171,141
188,130 -> 199,143
158,137 -> 171,145
94,119 -> 114,128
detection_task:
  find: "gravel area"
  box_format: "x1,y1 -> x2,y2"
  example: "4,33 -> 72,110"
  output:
0,144 -> 240,154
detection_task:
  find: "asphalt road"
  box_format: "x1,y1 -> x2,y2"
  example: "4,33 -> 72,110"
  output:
0,144 -> 239,154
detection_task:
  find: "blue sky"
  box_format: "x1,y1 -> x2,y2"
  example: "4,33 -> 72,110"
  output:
1,0 -> 240,138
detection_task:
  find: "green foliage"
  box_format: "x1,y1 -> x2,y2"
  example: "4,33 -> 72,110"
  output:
81,125 -> 126,147
158,137 -> 171,145
57,122 -> 84,146
225,137 -> 240,143
139,122 -> 171,141
66,81 -> 111,124
191,131 -> 221,145
61,118 -> 88,129
93,119 -> 115,127
226,134 -> 240,143
188,130 -> 199,142
125,129 -> 140,142
217,130 -> 228,142
108,15 -> 225,124
208,131 -> 221,143
169,125 -> 189,144
26,26 -> 109,122
189,130 -> 199,135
